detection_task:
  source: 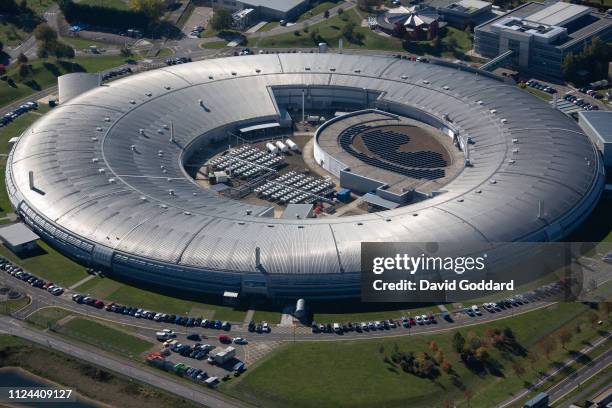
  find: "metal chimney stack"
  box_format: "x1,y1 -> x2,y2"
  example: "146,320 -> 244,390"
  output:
255,247 -> 261,268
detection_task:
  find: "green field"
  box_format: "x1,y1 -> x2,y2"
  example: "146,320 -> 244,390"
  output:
61,317 -> 153,356
297,1 -> 342,22
25,0 -> 56,16
0,55 -> 137,107
0,159 -> 12,217
0,240 -> 89,287
76,276 -> 247,321
26,308 -> 153,356
402,26 -> 474,60
200,41 -> 227,49
0,335 -> 200,408
26,307 -> 72,328
258,22 -> 280,32
525,86 -> 553,101
252,310 -> 282,324
226,303 -> 610,408
0,296 -> 30,315
78,0 -> 129,10
59,36 -> 114,50
0,21 -> 28,47
0,111 -> 41,154
254,9 -> 403,52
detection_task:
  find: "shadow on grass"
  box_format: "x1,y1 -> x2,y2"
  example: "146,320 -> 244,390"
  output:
23,80 -> 40,91
56,61 -> 85,73
12,245 -> 48,260
568,350 -> 592,365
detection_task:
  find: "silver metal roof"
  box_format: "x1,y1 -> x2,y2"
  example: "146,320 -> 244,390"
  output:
579,111 -> 612,143
7,54 -> 603,277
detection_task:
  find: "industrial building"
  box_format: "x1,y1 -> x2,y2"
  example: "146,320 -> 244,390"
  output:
0,223 -> 40,255
579,111 -> 612,167
474,1 -> 612,78
6,54 -> 604,300
208,0 -> 310,21
428,0 -> 493,28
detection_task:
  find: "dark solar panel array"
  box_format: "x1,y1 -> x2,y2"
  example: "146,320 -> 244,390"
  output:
339,126 -> 445,180
361,129 -> 447,169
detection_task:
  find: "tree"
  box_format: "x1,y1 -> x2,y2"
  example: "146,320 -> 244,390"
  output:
17,53 -> 28,64
37,48 -> 49,59
120,46 -> 132,57
303,21 -> 309,33
512,362 -> 526,378
475,346 -> 489,362
538,337 -> 557,360
429,340 -> 439,352
358,0 -> 382,12
441,359 -> 452,374
341,21 -> 356,41
18,63 -> 30,78
324,9 -> 330,19
211,8 -> 233,31
464,389 -> 474,407
34,23 -> 58,47
128,0 -> 165,21
452,332 -> 466,354
337,7 -> 343,15
558,328 -> 573,350
0,40 -> 3,53
54,42 -> 75,59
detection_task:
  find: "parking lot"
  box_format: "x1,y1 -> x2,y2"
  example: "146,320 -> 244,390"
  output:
182,6 -> 213,38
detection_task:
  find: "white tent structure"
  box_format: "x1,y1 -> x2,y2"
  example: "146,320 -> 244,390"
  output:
384,6 -> 437,29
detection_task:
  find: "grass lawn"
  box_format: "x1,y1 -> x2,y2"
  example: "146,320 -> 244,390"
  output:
0,55 -> 137,108
0,21 -> 28,47
78,0 -> 129,10
0,159 -> 13,217
26,308 -> 152,356
525,86 -> 553,101
157,47 -> 174,57
254,9 -> 403,52
200,41 -> 227,49
60,317 -> 154,356
0,240 -> 89,287
0,111 -> 41,154
403,26 -> 473,60
226,302 -> 610,408
0,335 -> 200,408
259,21 -> 280,32
0,296 -> 30,314
297,1 -> 342,22
75,276 -> 247,322
252,310 -> 282,324
25,0 -> 56,16
59,36 -> 113,50
26,307 -> 72,328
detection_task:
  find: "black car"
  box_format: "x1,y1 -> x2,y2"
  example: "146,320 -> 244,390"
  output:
187,333 -> 201,341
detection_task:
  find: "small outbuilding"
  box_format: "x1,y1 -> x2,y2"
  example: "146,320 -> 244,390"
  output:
0,223 -> 40,254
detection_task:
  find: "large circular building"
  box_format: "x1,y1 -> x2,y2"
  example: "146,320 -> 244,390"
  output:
6,54 -> 604,300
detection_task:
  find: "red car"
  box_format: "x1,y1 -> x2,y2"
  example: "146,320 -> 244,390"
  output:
219,335 -> 232,344
93,300 -> 105,309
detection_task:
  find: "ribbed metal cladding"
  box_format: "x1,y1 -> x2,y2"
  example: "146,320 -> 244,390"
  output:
6,54 -> 604,298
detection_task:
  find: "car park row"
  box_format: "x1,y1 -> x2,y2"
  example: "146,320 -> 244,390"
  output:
309,281 -> 569,336
0,256 -> 64,296
1,101 -> 38,128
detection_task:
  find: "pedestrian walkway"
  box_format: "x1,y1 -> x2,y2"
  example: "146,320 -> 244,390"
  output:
69,274 -> 96,290
243,309 -> 255,324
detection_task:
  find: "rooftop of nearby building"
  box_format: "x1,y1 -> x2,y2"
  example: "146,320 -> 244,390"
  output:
0,223 -> 39,247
